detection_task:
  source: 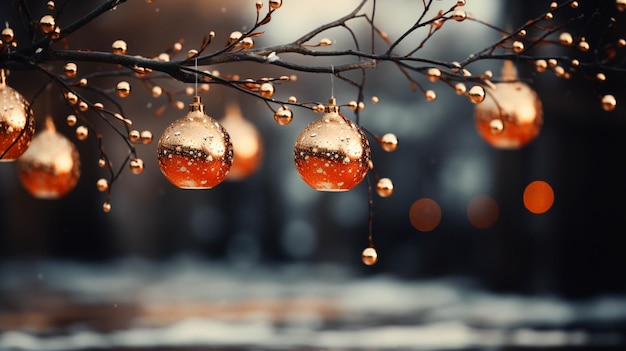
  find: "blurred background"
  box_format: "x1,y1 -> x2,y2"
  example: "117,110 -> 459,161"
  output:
1,1 -> 625,350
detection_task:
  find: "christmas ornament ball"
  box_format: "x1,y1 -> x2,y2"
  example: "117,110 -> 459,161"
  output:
17,118 -> 80,199
294,98 -> 371,191
474,61 -> 543,149
157,96 -> 233,189
0,77 -> 35,161
219,102 -> 263,181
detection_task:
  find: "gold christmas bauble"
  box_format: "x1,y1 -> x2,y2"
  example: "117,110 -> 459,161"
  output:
220,102 -> 263,181
157,96 -> 233,189
17,117 -> 80,199
474,61 -> 543,149
294,98 -> 371,191
1,73 -> 35,161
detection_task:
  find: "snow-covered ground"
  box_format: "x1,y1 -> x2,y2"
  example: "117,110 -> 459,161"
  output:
1,257 -> 624,350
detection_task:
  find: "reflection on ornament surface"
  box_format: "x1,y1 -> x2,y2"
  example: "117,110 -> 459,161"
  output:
17,117 -> 80,199
0,71 -> 35,161
294,98 -> 371,191
157,96 -> 233,189
474,61 -> 543,149
220,101 -> 263,181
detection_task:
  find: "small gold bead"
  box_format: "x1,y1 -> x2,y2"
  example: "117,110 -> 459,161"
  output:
112,39 -> 127,54
361,247 -> 378,266
39,15 -> 55,34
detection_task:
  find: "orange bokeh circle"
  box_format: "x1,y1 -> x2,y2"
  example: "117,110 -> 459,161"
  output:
523,180 -> 554,214
467,195 -> 499,229
409,198 -> 442,232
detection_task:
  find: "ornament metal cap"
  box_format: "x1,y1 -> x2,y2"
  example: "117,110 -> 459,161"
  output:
189,95 -> 205,113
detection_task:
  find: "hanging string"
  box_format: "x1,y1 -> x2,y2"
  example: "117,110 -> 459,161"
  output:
330,65 -> 335,98
194,56 -> 198,96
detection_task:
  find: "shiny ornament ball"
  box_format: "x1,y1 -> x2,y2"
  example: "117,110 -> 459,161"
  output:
0,77 -> 35,161
116,81 -> 131,98
274,106 -> 293,125
1,28 -> 14,43
294,98 -> 371,191
112,40 -> 127,54
64,62 -> 78,78
219,102 -> 263,181
474,61 -> 543,149
361,247 -> 378,265
39,15 -> 55,34
157,96 -> 233,189
17,118 -> 80,199
601,95 -> 616,112
376,177 -> 394,197
380,133 -> 398,152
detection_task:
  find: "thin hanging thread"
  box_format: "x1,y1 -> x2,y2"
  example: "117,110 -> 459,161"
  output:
194,56 -> 198,96
330,65 -> 335,98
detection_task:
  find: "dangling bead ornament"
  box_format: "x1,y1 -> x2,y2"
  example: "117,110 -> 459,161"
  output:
157,96 -> 233,189
362,247 -> 378,265
0,69 -> 35,161
17,116 -> 80,199
294,98 -> 371,191
474,61 -> 543,149
219,101 -> 264,181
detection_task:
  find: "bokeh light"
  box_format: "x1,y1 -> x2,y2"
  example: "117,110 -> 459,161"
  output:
523,180 -> 554,214
409,198 -> 442,232
467,195 -> 499,229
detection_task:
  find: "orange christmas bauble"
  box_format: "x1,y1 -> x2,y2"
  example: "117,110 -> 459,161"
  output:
17,117 -> 80,198
474,61 -> 543,149
157,96 -> 233,189
219,102 -> 263,181
0,73 -> 35,161
294,98 -> 371,191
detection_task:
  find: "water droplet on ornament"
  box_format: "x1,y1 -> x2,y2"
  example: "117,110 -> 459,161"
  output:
489,119 -> 504,134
